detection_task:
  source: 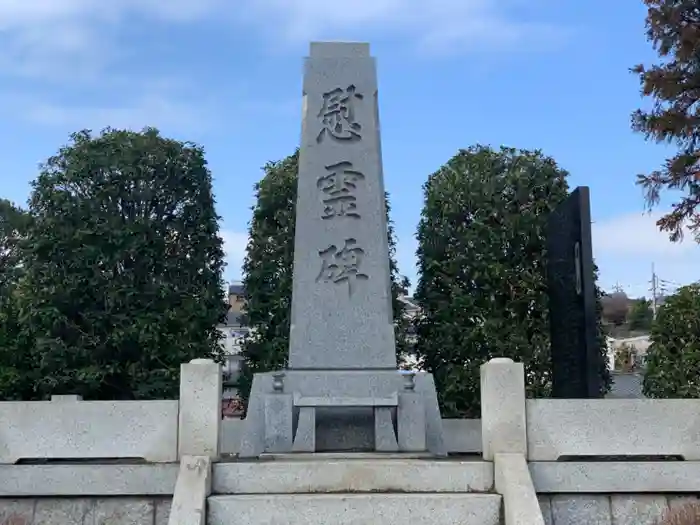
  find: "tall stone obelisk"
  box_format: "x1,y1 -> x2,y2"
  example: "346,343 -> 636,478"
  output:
288,42 -> 396,370
238,43 -> 446,458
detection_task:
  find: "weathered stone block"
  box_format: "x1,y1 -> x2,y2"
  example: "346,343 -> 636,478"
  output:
538,496 -> 553,525
292,407 -> 316,452
374,407 -> 398,452
212,458 -> 493,494
208,493 -> 502,525
480,358 -> 526,459
0,499 -> 35,525
397,392 -> 426,452
0,399 -> 178,464
93,498 -> 154,525
550,495 -> 611,525
610,495 -> 667,525
527,398 -> 700,461
264,394 -> 293,452
154,499 -> 172,525
178,358 -> 222,459
33,499 -> 95,525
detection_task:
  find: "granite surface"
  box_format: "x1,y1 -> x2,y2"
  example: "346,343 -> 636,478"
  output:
0,498 -> 171,525
288,41 -> 396,370
540,494 -> 698,525
208,493 -> 501,525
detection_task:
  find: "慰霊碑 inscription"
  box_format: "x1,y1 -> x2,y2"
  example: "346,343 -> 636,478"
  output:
286,42 -> 399,371
316,238 -> 368,296
317,161 -> 365,219
316,85 -> 364,143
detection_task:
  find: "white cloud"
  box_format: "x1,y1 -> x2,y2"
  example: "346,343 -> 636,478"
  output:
593,211 -> 696,258
21,94 -> 212,133
220,230 -> 249,280
234,0 -> 563,53
0,0 -> 561,127
0,0 -> 230,81
0,0 -> 562,83
592,211 -> 699,296
394,212 -> 699,297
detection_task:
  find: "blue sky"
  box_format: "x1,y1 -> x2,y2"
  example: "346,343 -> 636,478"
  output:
0,0 -> 697,298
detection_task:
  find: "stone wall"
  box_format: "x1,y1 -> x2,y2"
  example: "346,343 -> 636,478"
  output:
0,398 -> 179,464
539,494 -> 698,525
0,497 -> 171,525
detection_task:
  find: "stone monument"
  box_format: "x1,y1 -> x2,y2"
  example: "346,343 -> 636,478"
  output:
546,186 -> 604,398
239,42 -> 446,457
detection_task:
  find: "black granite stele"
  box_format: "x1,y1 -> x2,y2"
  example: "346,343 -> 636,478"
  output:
546,186 -> 604,398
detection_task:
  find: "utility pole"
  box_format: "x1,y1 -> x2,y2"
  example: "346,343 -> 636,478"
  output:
651,264 -> 657,316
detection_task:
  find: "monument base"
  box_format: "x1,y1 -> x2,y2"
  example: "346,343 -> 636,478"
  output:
238,370 -> 447,458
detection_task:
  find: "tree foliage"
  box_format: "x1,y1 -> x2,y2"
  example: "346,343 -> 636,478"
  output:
0,200 -> 35,400
643,283 -> 700,397
15,128 -> 227,400
632,0 -> 700,241
629,297 -> 654,331
240,150 -> 409,403
414,145 -> 610,418
602,291 -> 631,326
239,152 -> 299,401
0,199 -> 30,289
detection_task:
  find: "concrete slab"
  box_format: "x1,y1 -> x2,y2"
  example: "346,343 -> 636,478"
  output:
212,459 -> 494,494
167,456 -> 210,525
257,452 -> 435,460
0,399 -> 178,464
529,461 -> 700,493
0,464 -> 178,496
526,398 -> 700,460
207,493 -> 501,525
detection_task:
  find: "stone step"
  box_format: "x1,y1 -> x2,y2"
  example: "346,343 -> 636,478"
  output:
212,459 -> 493,494
207,494 -> 502,525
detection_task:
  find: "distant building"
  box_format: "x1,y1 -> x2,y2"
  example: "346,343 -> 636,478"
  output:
228,281 -> 245,314
219,309 -> 247,358
398,294 -> 420,319
218,281 -> 250,417
607,335 -> 651,371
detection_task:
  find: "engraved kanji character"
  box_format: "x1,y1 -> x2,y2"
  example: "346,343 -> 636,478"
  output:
317,161 -> 365,219
316,238 -> 369,296
316,85 -> 363,143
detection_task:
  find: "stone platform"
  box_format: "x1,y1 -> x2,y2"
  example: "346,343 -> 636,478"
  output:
208,455 -> 501,525
238,370 -> 446,457
208,494 -> 501,525
213,454 -> 493,493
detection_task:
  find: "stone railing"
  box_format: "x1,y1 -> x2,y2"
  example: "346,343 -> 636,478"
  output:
0,395 -> 179,464
219,358 -> 700,524
0,359 -> 222,466
480,357 -> 700,525
3,357 -> 700,525
0,358 -> 222,525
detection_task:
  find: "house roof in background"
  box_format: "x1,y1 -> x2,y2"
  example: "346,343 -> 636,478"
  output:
398,295 -> 420,310
229,282 -> 244,296
220,310 -> 243,327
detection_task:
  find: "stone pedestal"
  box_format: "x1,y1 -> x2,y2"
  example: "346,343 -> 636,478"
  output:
239,370 -> 446,457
